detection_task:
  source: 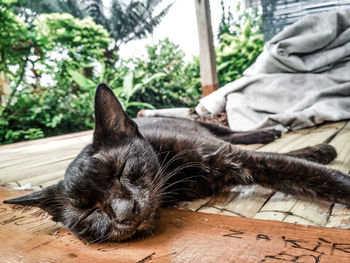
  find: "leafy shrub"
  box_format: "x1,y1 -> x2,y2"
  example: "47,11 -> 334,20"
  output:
216,4 -> 263,86
0,1 -> 261,145
68,38 -> 202,117
116,39 -> 201,116
0,5 -> 112,144
0,5 -> 200,144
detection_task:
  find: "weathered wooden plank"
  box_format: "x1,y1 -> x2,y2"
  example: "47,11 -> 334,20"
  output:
326,204 -> 350,229
196,185 -> 274,218
0,130 -> 92,150
1,154 -> 76,175
39,178 -> 63,188
253,211 -> 288,221
174,198 -> 210,212
326,215 -> 350,229
253,193 -> 295,222
0,134 -> 91,164
0,142 -> 87,169
1,187 -> 350,263
16,170 -> 64,187
196,206 -> 242,217
0,159 -> 71,184
283,216 -> 319,226
284,200 -> 332,226
256,192 -> 296,213
208,185 -> 274,218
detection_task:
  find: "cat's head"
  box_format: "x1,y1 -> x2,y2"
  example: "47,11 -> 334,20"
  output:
3,84 -> 162,242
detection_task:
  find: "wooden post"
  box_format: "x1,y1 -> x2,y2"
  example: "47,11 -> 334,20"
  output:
195,0 -> 219,97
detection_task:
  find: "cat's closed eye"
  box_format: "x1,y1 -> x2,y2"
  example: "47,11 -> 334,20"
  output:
126,173 -> 142,183
73,196 -> 98,209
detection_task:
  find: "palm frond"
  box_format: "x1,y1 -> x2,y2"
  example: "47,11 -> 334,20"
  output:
14,0 -> 86,19
14,0 -> 173,49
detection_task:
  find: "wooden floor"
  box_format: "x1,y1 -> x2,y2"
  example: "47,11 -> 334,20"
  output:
1,120 -> 350,262
1,121 -> 350,228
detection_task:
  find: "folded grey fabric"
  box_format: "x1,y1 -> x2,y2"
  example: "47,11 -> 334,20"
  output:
197,8 -> 350,132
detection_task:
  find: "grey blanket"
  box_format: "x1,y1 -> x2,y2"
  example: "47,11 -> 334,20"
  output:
196,8 -> 350,132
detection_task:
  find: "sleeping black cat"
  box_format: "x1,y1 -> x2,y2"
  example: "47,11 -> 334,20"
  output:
4,84 -> 350,243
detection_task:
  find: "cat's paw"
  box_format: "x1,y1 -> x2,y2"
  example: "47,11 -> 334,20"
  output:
269,129 -> 282,138
287,143 -> 337,164
311,143 -> 337,164
255,130 -> 282,143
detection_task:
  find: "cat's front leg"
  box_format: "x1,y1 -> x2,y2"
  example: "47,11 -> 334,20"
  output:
203,143 -> 350,206
241,150 -> 350,206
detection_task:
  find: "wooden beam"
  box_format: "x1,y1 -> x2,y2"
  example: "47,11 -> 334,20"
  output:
195,0 -> 219,96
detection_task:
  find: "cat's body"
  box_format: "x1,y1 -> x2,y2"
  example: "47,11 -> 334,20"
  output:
4,84 -> 350,243
133,117 -> 336,203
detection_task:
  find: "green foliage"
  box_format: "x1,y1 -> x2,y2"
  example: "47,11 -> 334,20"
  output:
218,0 -> 236,39
0,4 -> 30,78
100,0 -> 172,49
114,39 -> 201,116
14,0 -> 172,52
216,5 -> 263,85
0,5 -> 200,145
13,0 -> 86,20
218,1 -> 262,39
0,1 -> 262,145
0,5 -> 112,144
68,38 -> 201,117
35,13 -> 112,61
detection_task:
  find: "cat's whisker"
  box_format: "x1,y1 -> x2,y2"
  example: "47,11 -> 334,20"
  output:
151,162 -> 207,195
159,187 -> 203,201
152,174 -> 208,202
89,231 -> 109,244
157,176 -> 205,195
152,161 -> 201,187
151,149 -> 199,186
69,207 -> 98,230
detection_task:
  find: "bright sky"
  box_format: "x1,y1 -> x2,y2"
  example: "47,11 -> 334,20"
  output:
118,0 -> 237,60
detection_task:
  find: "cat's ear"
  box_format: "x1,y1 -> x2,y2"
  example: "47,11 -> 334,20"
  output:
93,83 -> 139,145
3,183 -> 64,222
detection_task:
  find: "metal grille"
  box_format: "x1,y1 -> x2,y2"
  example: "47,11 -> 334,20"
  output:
262,0 -> 350,42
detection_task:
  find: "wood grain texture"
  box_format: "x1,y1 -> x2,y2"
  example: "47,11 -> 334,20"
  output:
200,185 -> 274,218
0,131 -> 92,187
1,187 -> 350,263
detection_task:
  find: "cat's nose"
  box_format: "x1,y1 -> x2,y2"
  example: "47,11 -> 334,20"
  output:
111,198 -> 138,224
